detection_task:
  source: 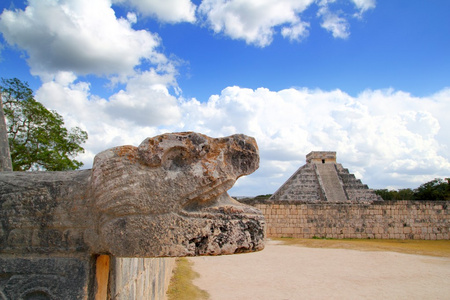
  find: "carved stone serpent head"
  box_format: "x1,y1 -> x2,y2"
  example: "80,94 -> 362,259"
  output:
89,132 -> 265,256
0,132 -> 265,257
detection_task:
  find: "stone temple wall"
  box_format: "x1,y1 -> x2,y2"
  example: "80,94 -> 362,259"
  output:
247,200 -> 449,240
110,257 -> 175,300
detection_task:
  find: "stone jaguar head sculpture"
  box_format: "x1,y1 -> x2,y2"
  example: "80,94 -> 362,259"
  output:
0,132 -> 265,257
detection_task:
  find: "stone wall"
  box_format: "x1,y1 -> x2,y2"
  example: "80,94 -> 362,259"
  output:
110,257 -> 175,300
249,200 -> 449,240
0,255 -> 175,299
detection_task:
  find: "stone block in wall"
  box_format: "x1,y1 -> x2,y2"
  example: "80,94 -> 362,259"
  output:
282,228 -> 294,235
0,256 -> 92,299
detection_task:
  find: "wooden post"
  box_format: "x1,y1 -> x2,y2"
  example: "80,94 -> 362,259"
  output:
95,255 -> 110,300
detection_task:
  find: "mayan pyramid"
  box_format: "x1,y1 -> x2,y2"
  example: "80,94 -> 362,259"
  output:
270,151 -> 382,203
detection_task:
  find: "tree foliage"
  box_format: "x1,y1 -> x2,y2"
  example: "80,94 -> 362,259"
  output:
414,178 -> 450,201
374,188 -> 414,201
1,78 -> 88,171
375,178 -> 450,201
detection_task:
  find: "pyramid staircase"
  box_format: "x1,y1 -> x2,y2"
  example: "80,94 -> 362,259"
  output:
270,151 -> 382,203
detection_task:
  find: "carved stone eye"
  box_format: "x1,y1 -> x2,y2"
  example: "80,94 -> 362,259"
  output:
161,147 -> 191,170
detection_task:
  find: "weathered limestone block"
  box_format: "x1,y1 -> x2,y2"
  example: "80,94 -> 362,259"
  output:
0,132 -> 265,299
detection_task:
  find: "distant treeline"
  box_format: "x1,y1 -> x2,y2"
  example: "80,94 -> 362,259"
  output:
374,178 -> 450,201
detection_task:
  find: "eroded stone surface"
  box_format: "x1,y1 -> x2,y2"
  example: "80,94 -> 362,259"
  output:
0,132 -> 265,257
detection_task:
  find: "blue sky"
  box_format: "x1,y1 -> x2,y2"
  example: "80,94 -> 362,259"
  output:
0,0 -> 449,196
155,1 -> 450,101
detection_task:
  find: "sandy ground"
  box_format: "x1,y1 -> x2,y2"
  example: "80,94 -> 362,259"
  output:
189,240 -> 450,300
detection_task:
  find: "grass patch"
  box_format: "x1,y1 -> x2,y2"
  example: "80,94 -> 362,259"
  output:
273,238 -> 450,258
166,258 -> 209,300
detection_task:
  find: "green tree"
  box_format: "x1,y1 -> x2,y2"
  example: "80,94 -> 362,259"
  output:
397,188 -> 415,200
1,78 -> 88,171
375,180 -> 450,201
413,178 -> 450,201
374,189 -> 394,200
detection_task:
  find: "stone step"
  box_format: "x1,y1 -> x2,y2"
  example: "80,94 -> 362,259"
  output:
315,163 -> 348,202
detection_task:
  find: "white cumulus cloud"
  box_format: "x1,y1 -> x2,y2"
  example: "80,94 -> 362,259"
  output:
351,0 -> 376,15
281,21 -> 310,42
317,6 -> 350,39
107,70 -> 181,127
0,0 -> 164,78
112,0 -> 197,23
198,0 -> 375,47
198,0 -> 314,47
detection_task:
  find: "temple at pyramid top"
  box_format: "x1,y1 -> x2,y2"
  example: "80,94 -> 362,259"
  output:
270,151 -> 382,203
306,151 -> 336,164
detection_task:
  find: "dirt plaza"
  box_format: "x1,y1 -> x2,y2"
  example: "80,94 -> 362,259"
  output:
189,239 -> 450,300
